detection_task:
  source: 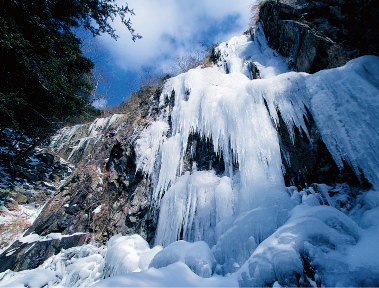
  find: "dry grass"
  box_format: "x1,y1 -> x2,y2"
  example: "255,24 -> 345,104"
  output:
108,85 -> 157,115
250,0 -> 268,26
0,207 -> 32,251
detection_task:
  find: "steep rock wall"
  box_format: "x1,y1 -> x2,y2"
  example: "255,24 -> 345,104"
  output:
0,88 -> 161,272
259,0 -> 379,73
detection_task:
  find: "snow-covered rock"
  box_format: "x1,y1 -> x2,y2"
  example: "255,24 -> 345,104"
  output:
103,234 -> 162,277
50,114 -> 125,164
150,240 -> 216,278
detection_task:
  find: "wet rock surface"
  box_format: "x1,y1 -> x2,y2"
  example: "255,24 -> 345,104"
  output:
0,151 -> 73,211
183,132 -> 226,175
248,62 -> 261,79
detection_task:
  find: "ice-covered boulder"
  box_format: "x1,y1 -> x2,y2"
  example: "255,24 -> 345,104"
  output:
212,205 -> 290,275
150,240 -> 216,278
0,243 -> 106,288
238,205 -> 363,287
103,234 -> 162,278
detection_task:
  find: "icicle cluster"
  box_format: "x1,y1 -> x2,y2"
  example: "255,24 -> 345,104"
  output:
136,26 -> 379,250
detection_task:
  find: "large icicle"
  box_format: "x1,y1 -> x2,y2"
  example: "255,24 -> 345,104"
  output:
155,171 -> 235,247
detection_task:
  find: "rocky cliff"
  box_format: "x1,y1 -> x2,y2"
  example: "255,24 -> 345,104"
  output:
0,87 -> 162,272
259,0 -> 379,73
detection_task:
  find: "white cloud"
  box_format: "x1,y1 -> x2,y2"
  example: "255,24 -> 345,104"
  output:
96,0 -> 256,74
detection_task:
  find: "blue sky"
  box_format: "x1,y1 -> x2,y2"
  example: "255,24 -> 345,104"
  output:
86,0 -> 254,108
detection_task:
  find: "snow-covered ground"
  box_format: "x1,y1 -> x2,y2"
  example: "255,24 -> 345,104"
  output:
1,23 -> 379,287
1,188 -> 378,287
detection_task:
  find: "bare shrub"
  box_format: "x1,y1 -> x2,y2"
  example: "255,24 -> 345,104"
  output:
172,52 -> 205,75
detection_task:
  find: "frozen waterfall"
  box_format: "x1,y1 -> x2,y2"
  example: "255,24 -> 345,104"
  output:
135,26 -> 379,252
3,24 -> 378,288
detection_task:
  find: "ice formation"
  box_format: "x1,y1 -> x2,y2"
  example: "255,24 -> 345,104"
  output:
154,171 -> 235,246
239,190 -> 379,287
103,234 -> 162,277
1,21 -> 379,288
138,26 -> 379,254
0,243 -> 106,288
149,240 -> 216,278
134,24 -> 378,286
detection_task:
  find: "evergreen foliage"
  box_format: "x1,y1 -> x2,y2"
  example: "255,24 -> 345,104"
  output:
0,0 -> 139,134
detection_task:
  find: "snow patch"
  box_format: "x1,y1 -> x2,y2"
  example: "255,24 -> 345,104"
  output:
19,232 -> 87,244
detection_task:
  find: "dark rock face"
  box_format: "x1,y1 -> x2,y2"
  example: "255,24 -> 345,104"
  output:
24,168 -> 98,237
183,132 -> 226,175
259,0 -> 379,73
273,105 -> 370,190
248,62 -> 261,79
0,150 -> 72,211
0,234 -> 88,273
100,142 -> 156,244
